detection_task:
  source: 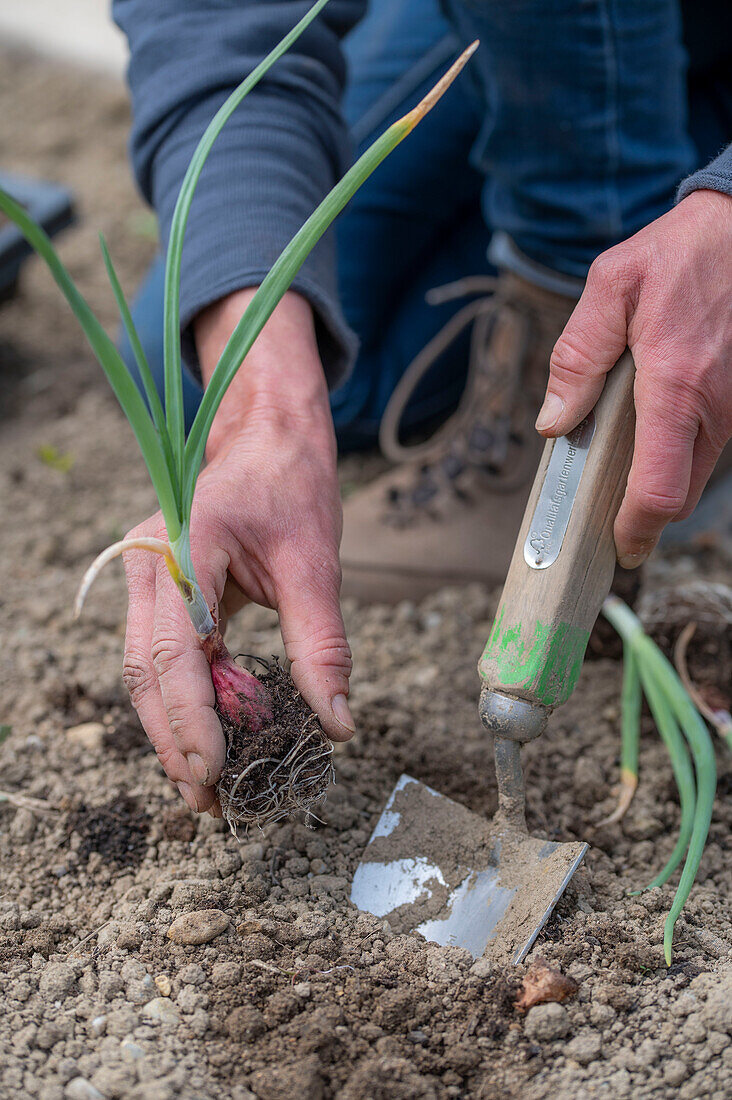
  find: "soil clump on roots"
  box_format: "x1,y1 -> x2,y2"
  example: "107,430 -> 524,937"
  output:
216,658 -> 334,836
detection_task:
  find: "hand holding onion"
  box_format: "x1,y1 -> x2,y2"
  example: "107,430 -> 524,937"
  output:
122,289 -> 354,819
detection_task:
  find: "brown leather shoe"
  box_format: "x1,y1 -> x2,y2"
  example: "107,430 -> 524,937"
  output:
340,271 -> 579,602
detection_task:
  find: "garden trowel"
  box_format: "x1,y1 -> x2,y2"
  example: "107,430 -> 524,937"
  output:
351,352 -> 636,964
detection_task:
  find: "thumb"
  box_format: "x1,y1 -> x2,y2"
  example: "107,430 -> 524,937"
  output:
276,557 -> 354,742
537,251 -> 633,438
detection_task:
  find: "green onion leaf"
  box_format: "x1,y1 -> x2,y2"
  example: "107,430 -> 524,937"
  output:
0,188 -> 181,539
182,42 -> 478,516
99,235 -> 179,498
163,0 -> 335,484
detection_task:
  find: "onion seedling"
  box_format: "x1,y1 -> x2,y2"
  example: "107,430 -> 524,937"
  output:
601,596 -> 717,964
0,0 -> 477,833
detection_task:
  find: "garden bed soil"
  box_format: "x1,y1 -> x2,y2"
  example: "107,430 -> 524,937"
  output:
1,47 -> 731,1100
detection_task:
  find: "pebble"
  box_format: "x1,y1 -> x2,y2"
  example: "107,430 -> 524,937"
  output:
64,1080 -> 104,1100
89,1017 -> 106,1038
524,1003 -> 570,1042
142,998 -> 181,1025
120,1039 -> 145,1062
408,1030 -> 428,1045
9,807 -> 36,841
566,1030 -> 602,1065
167,909 -> 229,945
65,722 -> 105,751
154,975 -> 172,997
293,982 -> 312,999
240,841 -> 266,862
469,958 -> 493,979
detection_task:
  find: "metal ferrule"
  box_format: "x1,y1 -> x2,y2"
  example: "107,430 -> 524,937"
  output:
479,687 -> 549,743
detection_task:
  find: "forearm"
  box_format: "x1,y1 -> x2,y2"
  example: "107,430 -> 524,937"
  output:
195,288 -> 333,462
113,0 -> 365,385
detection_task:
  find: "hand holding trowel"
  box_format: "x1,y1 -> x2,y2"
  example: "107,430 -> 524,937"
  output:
351,351 -> 636,964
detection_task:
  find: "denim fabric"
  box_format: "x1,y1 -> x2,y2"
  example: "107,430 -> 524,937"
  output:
120,0 -> 728,449
443,0 -> 696,277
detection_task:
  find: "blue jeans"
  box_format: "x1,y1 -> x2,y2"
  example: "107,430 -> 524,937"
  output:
122,0 -> 714,450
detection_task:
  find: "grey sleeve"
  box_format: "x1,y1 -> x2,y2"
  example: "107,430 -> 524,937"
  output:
676,143 -> 732,203
112,0 -> 367,386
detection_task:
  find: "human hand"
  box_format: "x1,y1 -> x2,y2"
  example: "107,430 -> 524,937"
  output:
536,189 -> 732,567
122,290 -> 353,815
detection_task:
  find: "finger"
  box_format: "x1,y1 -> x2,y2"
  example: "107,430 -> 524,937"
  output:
614,378 -> 698,566
219,575 -> 250,635
275,552 -> 354,742
151,557 -> 227,789
672,428 -> 724,522
122,540 -> 217,813
537,251 -> 632,437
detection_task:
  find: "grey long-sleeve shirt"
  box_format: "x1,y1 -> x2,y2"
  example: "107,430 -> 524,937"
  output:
112,0 -> 732,384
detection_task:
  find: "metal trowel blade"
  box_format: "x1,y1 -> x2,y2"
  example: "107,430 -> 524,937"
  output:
350,774 -> 588,965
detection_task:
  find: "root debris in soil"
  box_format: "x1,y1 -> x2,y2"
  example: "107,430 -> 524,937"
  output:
216,658 -> 334,836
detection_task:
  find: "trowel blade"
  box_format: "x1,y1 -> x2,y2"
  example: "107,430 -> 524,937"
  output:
350,774 -> 588,965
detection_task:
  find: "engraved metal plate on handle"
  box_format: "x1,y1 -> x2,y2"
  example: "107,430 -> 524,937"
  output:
523,414 -> 596,570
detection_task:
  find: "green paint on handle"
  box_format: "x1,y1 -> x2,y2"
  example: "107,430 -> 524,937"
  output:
479,607 -> 590,707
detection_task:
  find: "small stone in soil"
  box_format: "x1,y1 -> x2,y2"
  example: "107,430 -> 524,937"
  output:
65,722 -> 105,750
142,998 -> 181,1025
167,909 -> 229,945
524,1002 -> 570,1041
566,1029 -> 603,1064
64,1080 -> 105,1100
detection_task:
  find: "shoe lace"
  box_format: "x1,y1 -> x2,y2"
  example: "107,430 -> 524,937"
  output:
378,276 -> 538,518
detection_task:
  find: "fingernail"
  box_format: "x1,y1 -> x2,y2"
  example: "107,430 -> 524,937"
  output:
332,693 -> 356,733
617,551 -> 649,570
535,392 -> 564,432
186,753 -> 210,786
176,781 -> 199,812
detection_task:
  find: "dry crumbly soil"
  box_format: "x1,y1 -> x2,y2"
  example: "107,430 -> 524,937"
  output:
1,49 -> 731,1100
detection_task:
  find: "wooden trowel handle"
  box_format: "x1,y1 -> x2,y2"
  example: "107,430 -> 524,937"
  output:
478,351 -> 636,714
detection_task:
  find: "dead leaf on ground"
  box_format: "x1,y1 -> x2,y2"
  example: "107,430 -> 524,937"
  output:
515,957 -> 579,1012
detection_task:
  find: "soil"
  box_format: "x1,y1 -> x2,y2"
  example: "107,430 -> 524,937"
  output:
66,797 -> 150,870
1,46 -> 731,1100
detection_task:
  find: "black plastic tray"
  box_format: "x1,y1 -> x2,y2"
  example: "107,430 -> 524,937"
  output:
0,171 -> 75,301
